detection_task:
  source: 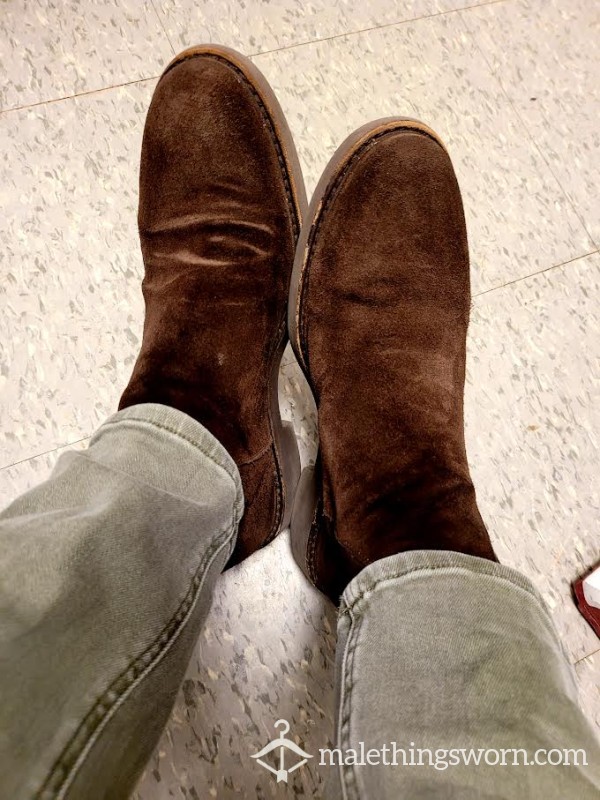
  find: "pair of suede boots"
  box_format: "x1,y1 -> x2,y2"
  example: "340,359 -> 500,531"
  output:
119,45 -> 497,605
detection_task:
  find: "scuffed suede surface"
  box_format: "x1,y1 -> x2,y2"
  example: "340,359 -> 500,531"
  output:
298,126 -> 496,602
119,50 -> 302,563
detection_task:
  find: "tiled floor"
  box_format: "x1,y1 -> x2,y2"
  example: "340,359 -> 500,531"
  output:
1,0 -> 598,796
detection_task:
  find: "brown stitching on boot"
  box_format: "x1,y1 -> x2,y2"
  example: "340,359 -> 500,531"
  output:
305,493 -> 324,586
308,493 -> 370,591
264,457 -> 284,544
36,525 -> 236,799
306,524 -> 320,586
236,441 -> 273,467
237,442 -> 282,549
264,317 -> 288,542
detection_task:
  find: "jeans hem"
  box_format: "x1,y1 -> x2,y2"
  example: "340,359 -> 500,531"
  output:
340,550 -> 552,629
96,403 -> 243,509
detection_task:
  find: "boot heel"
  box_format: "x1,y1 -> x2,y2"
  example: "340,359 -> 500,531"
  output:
279,421 -> 301,530
290,465 -> 317,582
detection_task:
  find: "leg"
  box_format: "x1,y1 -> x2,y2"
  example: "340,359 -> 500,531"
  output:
289,121 -> 600,796
330,552 -> 600,797
0,404 -> 242,799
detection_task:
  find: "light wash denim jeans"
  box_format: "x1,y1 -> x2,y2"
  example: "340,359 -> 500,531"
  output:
0,403 -> 598,799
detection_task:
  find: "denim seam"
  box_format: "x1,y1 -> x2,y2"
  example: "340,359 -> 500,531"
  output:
99,417 -> 241,490
338,606 -> 363,800
36,522 -> 237,799
345,565 -> 555,629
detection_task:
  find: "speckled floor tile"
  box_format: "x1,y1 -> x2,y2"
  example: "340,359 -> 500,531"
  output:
252,15 -> 593,294
154,0 -> 496,56
462,0 -> 600,246
466,252 -> 600,662
0,82 -> 153,467
576,652 -> 600,734
0,0 -> 172,111
279,350 -> 318,470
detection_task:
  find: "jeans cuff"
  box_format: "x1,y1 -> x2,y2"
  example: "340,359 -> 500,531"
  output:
91,402 -> 243,518
341,550 -> 552,626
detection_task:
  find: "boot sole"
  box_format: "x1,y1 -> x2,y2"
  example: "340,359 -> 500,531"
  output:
166,44 -> 307,546
288,118 -> 446,592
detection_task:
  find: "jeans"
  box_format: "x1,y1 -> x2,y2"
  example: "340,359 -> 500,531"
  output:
0,403 -> 598,799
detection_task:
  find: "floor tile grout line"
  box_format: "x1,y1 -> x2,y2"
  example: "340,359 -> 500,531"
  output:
573,647 -> 600,666
149,0 -> 177,57
0,437 -> 90,472
0,75 -> 161,116
491,94 -> 599,253
0,0 -> 508,116
473,250 -> 599,298
251,0 -> 508,59
458,8 -> 599,252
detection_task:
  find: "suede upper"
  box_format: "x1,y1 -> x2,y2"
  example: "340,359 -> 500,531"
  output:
296,125 -> 496,601
120,50 -> 304,563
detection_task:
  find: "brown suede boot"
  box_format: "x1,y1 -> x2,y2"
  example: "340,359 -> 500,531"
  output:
119,45 -> 307,564
289,119 -> 497,604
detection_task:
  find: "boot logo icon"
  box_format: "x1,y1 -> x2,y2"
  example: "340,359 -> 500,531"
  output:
251,719 -> 312,783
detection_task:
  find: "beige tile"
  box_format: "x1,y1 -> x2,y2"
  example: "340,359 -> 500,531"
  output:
467,252 -> 600,661
253,15 -> 592,294
0,82 -> 153,466
155,0 -> 495,56
462,0 -> 600,244
0,0 -> 172,110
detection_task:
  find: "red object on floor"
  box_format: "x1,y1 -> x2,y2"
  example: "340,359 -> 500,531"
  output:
573,576 -> 600,640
